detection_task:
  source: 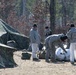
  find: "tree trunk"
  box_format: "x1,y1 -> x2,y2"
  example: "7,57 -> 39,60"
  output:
49,0 -> 56,33
62,0 -> 67,26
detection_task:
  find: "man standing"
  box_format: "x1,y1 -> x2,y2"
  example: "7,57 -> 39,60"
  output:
45,26 -> 52,38
66,24 -> 76,64
45,34 -> 67,62
29,24 -> 40,61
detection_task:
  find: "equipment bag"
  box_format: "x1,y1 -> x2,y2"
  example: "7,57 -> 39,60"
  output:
21,52 -> 31,60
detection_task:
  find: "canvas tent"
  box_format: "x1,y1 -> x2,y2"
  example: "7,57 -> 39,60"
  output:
0,19 -> 29,50
0,19 -> 30,68
0,43 -> 17,68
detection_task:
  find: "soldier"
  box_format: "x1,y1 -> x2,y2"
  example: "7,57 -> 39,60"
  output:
66,24 -> 76,64
29,24 -> 41,61
45,26 -> 52,38
45,34 -> 67,62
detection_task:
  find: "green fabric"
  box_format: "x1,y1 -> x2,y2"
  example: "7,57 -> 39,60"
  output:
0,43 -> 17,68
0,19 -> 30,68
0,19 -> 30,50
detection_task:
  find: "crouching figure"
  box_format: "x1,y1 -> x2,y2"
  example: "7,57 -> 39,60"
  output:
45,34 -> 68,62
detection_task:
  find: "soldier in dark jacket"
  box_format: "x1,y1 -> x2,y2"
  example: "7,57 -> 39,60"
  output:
45,34 -> 67,62
45,26 -> 52,38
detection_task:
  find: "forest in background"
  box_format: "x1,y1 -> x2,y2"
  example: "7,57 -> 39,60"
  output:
0,0 -> 76,41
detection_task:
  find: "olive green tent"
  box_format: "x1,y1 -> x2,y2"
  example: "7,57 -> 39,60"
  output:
0,43 -> 17,68
0,19 -> 30,50
0,19 -> 30,68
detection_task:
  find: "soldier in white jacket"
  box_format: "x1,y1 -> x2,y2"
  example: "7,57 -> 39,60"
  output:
29,24 -> 41,61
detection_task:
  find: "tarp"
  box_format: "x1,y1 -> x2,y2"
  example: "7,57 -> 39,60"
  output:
0,19 -> 30,68
0,19 -> 30,50
55,47 -> 70,61
0,43 -> 17,68
56,47 -> 76,61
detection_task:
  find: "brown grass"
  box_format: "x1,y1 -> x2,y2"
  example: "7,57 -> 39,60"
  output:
0,51 -> 76,75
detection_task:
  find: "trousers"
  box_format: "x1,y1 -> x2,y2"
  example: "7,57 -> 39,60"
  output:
70,43 -> 76,62
31,43 -> 39,58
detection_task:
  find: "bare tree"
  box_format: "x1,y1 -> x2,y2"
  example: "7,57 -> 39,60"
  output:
49,0 -> 56,33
